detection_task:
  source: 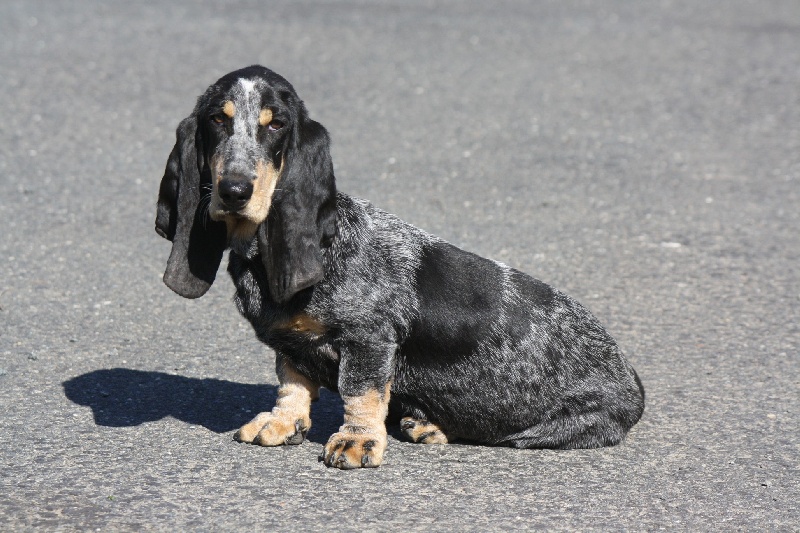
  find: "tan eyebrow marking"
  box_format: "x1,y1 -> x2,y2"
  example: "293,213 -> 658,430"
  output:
258,108 -> 273,127
223,101 -> 235,117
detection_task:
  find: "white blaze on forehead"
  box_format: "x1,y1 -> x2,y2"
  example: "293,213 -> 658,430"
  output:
231,78 -> 262,147
236,79 -> 259,117
239,78 -> 256,96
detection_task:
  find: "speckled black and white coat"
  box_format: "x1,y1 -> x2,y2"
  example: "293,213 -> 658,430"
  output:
156,66 -> 644,469
228,192 -> 644,448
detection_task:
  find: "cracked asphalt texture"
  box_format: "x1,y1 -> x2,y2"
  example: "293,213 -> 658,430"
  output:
1,0 -> 798,530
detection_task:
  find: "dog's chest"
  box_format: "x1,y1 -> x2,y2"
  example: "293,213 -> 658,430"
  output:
228,251 -> 341,386
229,252 -> 309,332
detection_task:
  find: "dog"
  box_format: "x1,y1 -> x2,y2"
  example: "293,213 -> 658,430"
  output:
155,65 -> 645,469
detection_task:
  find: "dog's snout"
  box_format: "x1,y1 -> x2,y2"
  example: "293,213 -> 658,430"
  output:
218,179 -> 254,211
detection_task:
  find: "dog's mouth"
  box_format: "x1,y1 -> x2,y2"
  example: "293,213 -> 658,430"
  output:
208,158 -> 281,241
209,201 -> 246,222
214,207 -> 246,219
209,196 -> 269,223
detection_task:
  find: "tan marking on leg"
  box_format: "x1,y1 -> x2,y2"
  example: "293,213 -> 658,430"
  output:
342,383 -> 391,428
223,100 -> 235,118
258,108 -> 273,127
400,417 -> 450,444
234,363 -> 319,446
322,384 -> 391,469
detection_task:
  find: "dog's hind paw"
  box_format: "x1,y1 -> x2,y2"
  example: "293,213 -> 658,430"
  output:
400,417 -> 449,444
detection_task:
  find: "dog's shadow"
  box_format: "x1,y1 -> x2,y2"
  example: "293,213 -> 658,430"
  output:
63,368 -> 344,445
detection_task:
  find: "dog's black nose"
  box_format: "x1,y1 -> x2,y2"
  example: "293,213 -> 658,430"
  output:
218,179 -> 253,211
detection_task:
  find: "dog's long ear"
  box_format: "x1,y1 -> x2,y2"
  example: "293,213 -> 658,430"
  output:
155,116 -> 227,299
259,117 -> 337,304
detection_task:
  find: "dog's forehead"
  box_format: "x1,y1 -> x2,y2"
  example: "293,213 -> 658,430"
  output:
229,78 -> 257,99
203,67 -> 296,117
223,78 -> 266,107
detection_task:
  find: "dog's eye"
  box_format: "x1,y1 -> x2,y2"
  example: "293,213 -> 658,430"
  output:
211,114 -> 226,125
267,120 -> 284,132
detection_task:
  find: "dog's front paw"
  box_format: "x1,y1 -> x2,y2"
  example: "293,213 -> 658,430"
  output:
321,427 -> 387,469
234,411 -> 310,446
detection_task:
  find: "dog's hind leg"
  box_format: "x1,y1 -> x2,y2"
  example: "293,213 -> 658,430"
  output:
493,410 -> 630,450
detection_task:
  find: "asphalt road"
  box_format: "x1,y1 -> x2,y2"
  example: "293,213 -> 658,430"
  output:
1,0 -> 798,530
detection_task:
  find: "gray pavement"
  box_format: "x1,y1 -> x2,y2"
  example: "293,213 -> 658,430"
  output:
1,0 -> 798,530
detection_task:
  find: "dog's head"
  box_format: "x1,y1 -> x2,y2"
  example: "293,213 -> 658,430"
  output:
155,65 -> 337,302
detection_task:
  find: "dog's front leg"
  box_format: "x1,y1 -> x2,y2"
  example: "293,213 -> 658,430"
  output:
234,355 -> 319,446
321,342 -> 394,469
